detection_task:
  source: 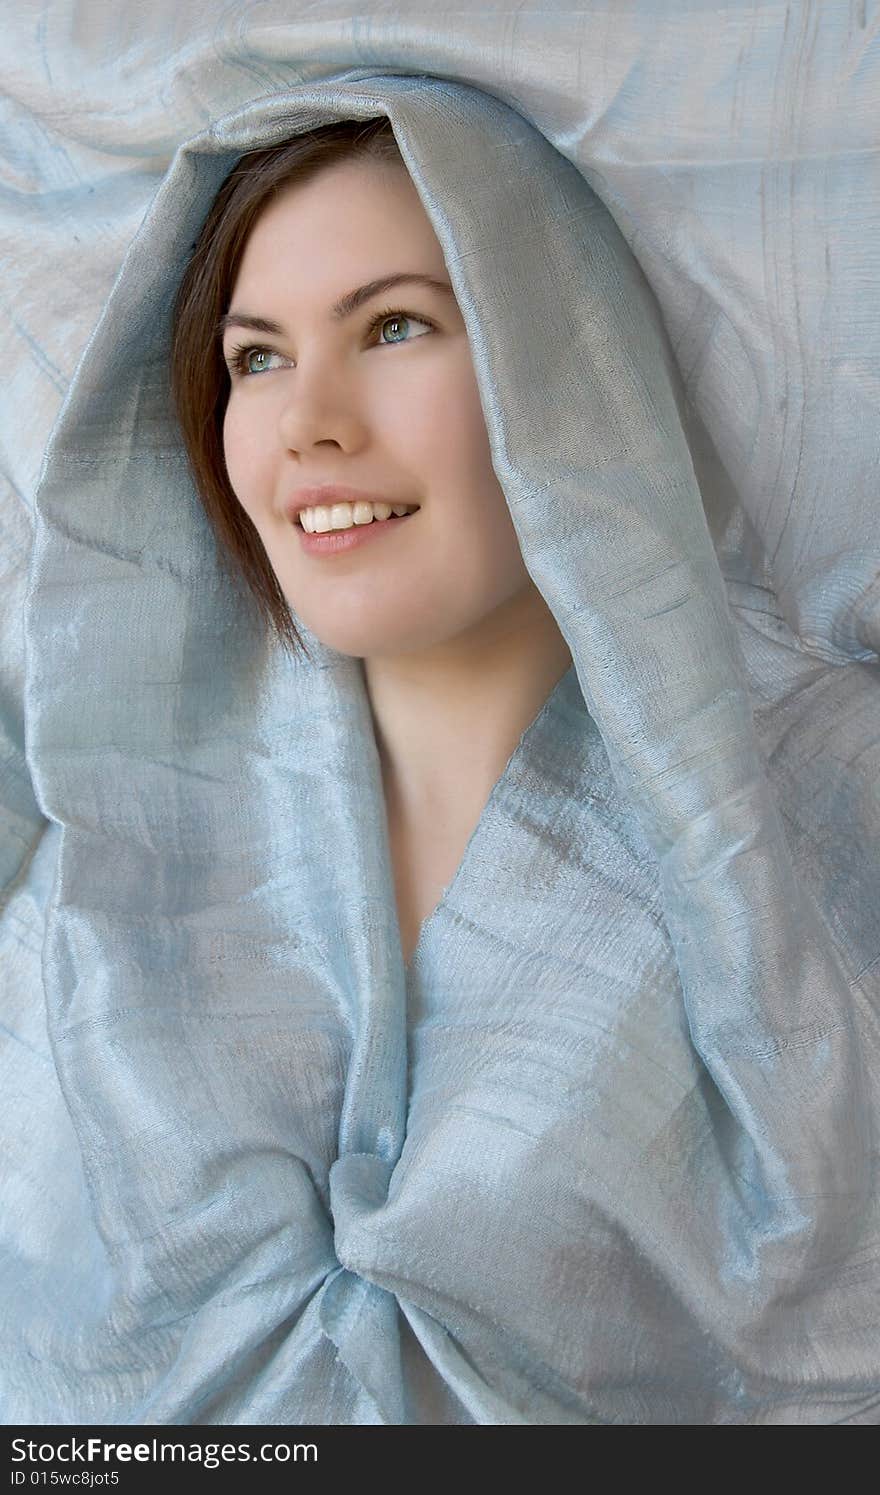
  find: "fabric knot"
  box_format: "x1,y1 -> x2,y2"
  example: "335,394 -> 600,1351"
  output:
328,1152 -> 396,1276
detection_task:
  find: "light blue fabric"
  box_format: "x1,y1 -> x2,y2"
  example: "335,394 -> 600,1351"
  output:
3,62 -> 880,1425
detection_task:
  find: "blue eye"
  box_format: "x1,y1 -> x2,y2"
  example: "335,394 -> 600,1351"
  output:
243,347 -> 284,376
366,308 -> 436,345
224,344 -> 288,378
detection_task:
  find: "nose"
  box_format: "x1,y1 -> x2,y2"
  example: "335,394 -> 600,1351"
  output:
276,357 -> 365,454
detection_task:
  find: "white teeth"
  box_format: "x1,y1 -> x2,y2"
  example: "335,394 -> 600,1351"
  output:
299,499 -> 418,533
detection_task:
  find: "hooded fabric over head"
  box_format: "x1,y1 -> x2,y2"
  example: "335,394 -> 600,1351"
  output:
10,74 -> 880,1425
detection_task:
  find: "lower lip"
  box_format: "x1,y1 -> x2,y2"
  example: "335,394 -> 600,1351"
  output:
296,511 -> 418,556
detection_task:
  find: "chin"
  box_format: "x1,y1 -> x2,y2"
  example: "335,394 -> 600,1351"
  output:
285,584 -> 452,660
292,616 -> 397,660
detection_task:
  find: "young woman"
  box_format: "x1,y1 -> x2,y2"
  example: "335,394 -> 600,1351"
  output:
12,77 -> 879,1425
171,117 -> 574,971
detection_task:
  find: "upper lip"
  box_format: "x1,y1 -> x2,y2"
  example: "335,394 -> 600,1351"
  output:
284,485 -> 417,522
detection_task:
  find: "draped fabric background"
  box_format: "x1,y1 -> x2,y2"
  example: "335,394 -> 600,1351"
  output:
1,5 -> 879,1426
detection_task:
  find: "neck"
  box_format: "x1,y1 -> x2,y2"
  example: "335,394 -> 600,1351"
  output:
363,584 -> 573,824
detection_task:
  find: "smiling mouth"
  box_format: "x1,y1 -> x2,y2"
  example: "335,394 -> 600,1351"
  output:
296,503 -> 420,532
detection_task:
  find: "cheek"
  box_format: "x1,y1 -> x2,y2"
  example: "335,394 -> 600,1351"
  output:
222,403 -> 265,516
435,364 -> 509,518
405,350 -> 498,486
407,360 -> 527,596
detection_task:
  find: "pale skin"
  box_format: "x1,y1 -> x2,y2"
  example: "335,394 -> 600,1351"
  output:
221,155 -> 573,964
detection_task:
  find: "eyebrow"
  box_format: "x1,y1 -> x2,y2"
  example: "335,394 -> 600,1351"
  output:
217,272 -> 455,338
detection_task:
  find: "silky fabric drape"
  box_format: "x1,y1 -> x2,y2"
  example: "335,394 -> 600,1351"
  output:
5,73 -> 880,1424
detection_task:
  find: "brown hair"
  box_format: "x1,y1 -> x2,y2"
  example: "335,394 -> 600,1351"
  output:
169,116 -> 405,658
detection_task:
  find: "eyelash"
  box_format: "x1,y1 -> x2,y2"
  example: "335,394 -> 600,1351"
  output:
224,305 -> 437,378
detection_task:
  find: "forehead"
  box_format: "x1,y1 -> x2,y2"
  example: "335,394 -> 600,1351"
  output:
231,158 -> 445,298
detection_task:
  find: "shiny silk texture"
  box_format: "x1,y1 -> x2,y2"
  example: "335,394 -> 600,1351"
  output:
6,74 -> 880,1424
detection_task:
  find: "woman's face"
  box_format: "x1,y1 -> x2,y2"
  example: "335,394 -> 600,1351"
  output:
221,155 -> 534,660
